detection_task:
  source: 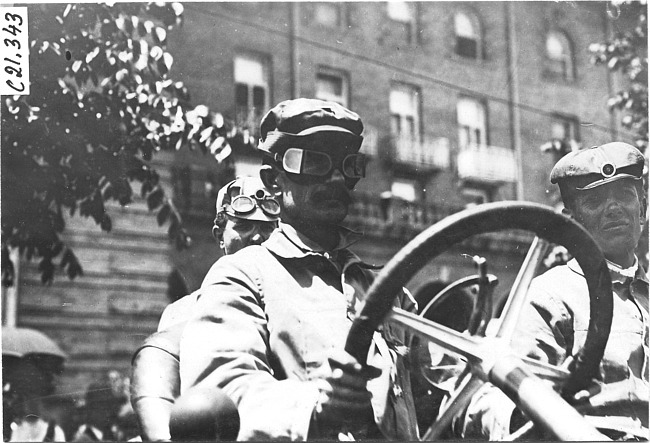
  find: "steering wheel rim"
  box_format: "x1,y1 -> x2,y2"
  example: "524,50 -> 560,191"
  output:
345,201 -> 613,394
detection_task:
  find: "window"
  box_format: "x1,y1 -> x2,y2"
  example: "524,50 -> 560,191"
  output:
315,68 -> 349,107
457,98 -> 487,148
544,114 -> 580,156
551,114 -> 580,143
387,1 -> 416,43
234,54 -> 269,134
461,186 -> 491,206
313,3 -> 343,27
545,31 -> 574,80
390,84 -> 420,142
454,12 -> 481,59
391,178 -> 417,202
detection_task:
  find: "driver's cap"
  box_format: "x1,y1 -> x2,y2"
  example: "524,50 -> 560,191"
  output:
257,98 -> 364,156
550,142 -> 645,190
216,176 -> 280,222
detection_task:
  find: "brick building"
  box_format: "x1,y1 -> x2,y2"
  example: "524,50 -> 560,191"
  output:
6,1 -> 642,402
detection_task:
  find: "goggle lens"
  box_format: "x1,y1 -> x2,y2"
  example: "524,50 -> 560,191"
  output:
258,198 -> 281,216
229,194 -> 281,217
281,148 -> 365,179
342,155 -> 366,178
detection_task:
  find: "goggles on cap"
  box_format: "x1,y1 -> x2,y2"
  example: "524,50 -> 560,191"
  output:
222,190 -> 281,218
277,147 -> 366,179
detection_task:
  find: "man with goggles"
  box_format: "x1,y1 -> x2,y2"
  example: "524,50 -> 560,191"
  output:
180,98 -> 419,440
130,176 -> 279,441
213,176 -> 281,254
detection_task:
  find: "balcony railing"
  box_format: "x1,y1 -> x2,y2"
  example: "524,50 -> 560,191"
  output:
457,143 -> 517,183
390,136 -> 450,171
346,192 -> 533,252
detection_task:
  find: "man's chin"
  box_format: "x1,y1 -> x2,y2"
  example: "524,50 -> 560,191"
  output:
315,200 -> 349,222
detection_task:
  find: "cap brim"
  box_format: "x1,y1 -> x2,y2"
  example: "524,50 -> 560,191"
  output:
295,125 -> 357,136
575,173 -> 641,191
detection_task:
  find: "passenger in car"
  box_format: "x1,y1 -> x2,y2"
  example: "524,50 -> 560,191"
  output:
459,142 -> 648,441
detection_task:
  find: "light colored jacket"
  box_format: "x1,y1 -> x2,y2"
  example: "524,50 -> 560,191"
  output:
179,223 -> 419,440
459,259 -> 649,439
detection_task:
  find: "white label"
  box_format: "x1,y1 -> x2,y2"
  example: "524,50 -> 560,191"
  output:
0,7 -> 29,95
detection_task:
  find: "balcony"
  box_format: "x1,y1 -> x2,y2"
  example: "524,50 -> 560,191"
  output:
389,136 -> 450,172
457,143 -> 518,184
346,192 -> 533,253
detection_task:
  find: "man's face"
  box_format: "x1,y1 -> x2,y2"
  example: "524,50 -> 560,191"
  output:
276,144 -> 358,227
220,216 -> 277,255
569,179 -> 644,266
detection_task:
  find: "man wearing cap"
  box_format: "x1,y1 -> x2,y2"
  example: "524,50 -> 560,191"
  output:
458,142 -> 648,440
179,98 -> 419,440
130,176 -> 280,441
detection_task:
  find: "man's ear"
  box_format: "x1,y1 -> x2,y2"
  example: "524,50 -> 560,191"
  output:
212,225 -> 223,242
260,164 -> 281,196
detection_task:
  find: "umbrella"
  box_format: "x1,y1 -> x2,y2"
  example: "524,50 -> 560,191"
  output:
2,326 -> 67,360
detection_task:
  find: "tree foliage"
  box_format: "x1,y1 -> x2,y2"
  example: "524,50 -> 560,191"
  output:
2,3 -> 254,285
589,0 -> 648,153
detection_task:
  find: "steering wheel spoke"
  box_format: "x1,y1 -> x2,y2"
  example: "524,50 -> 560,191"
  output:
495,236 -> 550,341
421,372 -> 485,441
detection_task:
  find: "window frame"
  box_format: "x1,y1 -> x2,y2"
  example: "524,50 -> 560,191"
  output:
315,66 -> 350,108
453,10 -> 483,60
311,2 -> 347,28
233,52 -> 271,134
386,1 -> 418,44
461,186 -> 492,206
550,113 -> 580,143
456,96 -> 488,149
544,30 -> 575,81
391,177 -> 418,202
389,83 -> 422,143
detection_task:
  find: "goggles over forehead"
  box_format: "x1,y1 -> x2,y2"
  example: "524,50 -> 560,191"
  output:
224,191 -> 281,218
278,147 -> 366,179
219,189 -> 280,217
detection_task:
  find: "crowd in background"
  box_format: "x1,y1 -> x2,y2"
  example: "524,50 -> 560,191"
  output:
3,363 -> 137,442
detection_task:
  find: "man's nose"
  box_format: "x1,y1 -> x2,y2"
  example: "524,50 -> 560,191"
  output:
605,196 -> 625,214
328,168 -> 346,183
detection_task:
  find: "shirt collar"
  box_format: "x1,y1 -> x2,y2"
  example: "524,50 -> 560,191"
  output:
606,257 -> 638,279
263,221 -> 363,259
567,256 -> 648,285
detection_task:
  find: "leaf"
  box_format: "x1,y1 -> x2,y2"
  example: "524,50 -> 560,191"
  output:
100,214 -> 112,231
213,112 -> 224,128
214,143 -> 232,163
208,136 -> 225,154
39,257 -> 54,285
147,186 -> 164,210
199,126 -> 213,143
156,202 -> 171,226
154,27 -> 167,45
163,52 -> 173,71
62,249 -> 83,280
85,46 -> 100,64
171,3 -> 184,16
2,245 -> 15,287
150,46 -> 163,60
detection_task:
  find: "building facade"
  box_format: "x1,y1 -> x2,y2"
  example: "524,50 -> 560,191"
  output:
9,1 -> 640,402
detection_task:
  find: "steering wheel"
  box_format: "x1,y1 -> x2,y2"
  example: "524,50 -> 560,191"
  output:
345,202 -> 613,441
